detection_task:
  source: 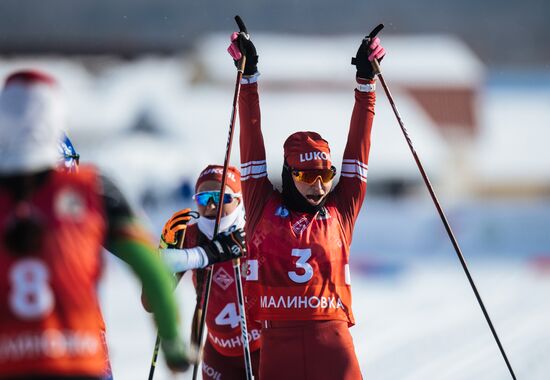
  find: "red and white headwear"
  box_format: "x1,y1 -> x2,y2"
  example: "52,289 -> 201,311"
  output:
0,70 -> 66,174
283,131 -> 333,170
195,165 -> 242,194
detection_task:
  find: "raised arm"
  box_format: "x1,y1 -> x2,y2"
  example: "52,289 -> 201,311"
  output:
332,36 -> 386,240
228,30 -> 274,233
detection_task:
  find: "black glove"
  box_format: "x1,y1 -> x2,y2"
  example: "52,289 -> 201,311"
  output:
161,337 -> 193,373
230,32 -> 259,76
351,37 -> 385,80
202,228 -> 246,266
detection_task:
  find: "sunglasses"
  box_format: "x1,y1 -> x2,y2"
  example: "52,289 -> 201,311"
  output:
289,166 -> 337,184
193,191 -> 241,206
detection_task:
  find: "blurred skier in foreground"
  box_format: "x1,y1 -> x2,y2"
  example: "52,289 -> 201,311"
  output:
0,70 -> 191,379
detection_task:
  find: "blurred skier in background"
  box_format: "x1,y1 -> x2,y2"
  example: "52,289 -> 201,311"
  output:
143,164 -> 260,379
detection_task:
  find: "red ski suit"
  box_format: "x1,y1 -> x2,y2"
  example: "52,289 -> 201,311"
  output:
0,168 -> 108,379
185,224 -> 261,379
239,80 -> 376,380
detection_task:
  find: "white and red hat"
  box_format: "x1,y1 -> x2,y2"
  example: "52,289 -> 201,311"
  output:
0,70 -> 66,174
283,131 -> 332,170
195,165 -> 242,194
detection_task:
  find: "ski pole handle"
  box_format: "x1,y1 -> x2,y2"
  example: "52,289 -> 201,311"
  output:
372,59 -> 382,76
234,15 -> 249,73
366,24 -> 384,76
235,15 -> 248,35
368,23 -> 384,39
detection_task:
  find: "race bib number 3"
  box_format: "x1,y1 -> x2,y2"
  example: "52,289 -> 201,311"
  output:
288,248 -> 314,283
246,259 -> 258,281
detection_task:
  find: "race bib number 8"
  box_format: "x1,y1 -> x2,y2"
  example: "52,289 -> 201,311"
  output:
9,259 -> 54,320
288,248 -> 313,283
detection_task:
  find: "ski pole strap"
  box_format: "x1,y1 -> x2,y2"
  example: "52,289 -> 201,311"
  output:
241,72 -> 260,84
356,82 -> 376,92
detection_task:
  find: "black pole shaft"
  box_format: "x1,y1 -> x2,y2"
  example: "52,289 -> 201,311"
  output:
374,64 -> 516,380
147,335 -> 161,380
192,55 -> 254,380
232,259 -> 255,379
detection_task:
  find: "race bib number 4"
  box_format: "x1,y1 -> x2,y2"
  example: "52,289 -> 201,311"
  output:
215,303 -> 240,328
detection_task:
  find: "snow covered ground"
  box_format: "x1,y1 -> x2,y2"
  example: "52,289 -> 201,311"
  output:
100,199 -> 550,380
100,245 -> 550,380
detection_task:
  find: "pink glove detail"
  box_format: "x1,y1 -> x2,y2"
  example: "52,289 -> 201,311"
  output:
368,37 -> 386,62
227,32 -> 242,60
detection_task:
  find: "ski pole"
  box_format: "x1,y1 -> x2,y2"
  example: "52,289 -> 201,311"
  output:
147,335 -> 161,380
192,15 -> 255,380
364,23 -> 517,380
148,211 -> 198,380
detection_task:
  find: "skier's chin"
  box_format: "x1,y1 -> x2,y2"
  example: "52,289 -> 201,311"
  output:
305,194 -> 325,205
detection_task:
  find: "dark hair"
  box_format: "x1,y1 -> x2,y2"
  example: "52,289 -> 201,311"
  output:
4,211 -> 44,255
1,171 -> 50,256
